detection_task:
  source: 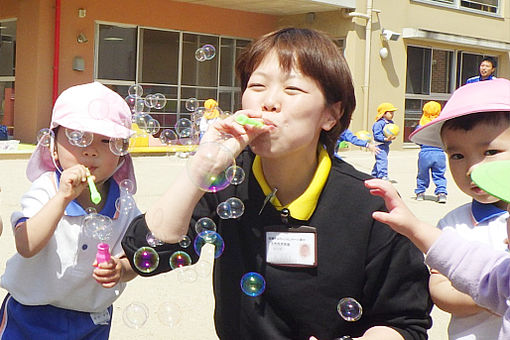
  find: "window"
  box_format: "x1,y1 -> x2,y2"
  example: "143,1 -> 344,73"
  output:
96,23 -> 250,130
0,19 -> 16,136
404,45 -> 497,144
415,0 -> 499,14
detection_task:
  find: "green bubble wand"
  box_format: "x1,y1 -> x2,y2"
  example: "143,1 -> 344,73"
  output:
86,169 -> 101,205
235,114 -> 265,128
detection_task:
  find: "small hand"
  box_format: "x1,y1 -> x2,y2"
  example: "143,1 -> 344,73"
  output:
93,257 -> 122,288
367,143 -> 381,155
57,165 -> 89,202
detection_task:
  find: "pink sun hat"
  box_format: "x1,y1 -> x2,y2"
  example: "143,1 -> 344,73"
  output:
410,78 -> 510,148
27,82 -> 137,192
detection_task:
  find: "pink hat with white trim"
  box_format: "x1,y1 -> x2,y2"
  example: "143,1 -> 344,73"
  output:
26,82 -> 137,192
410,78 -> 510,148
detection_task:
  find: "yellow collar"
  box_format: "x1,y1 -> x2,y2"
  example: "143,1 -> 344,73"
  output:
252,147 -> 331,220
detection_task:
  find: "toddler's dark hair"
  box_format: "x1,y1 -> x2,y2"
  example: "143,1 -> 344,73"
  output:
442,111 -> 510,132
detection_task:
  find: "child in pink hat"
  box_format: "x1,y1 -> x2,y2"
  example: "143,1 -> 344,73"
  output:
0,82 -> 141,339
366,78 -> 510,339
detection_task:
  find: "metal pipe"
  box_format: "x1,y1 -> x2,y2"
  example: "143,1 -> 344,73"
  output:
361,0 -> 373,131
52,0 -> 61,105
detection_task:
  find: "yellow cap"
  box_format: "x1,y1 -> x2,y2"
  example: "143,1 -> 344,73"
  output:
375,102 -> 397,121
419,101 -> 441,126
204,99 -> 218,110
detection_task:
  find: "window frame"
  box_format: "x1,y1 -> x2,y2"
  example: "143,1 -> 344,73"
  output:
411,0 -> 501,16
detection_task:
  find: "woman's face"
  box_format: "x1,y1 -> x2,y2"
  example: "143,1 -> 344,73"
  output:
242,51 -> 337,159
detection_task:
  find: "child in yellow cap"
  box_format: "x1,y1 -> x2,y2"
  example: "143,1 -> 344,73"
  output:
414,101 -> 447,203
371,102 -> 397,181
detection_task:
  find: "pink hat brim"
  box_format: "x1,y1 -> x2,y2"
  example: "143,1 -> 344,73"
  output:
410,79 -> 510,148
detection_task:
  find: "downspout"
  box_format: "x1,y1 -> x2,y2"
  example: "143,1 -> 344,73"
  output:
52,0 -> 61,105
361,0 -> 373,131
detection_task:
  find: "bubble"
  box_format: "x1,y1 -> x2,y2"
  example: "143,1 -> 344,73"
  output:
122,302 -> 149,329
133,246 -> 160,274
193,231 -> 224,258
88,98 -> 110,120
337,297 -> 362,322
144,94 -> 155,108
134,113 -> 151,131
159,129 -> 178,145
202,44 -> 216,60
115,195 -> 136,215
133,99 -> 146,114
169,251 -> 192,269
240,272 -> 266,297
74,131 -> 94,148
226,166 -> 245,185
216,201 -> 231,219
152,93 -> 167,110
65,128 -> 83,144
119,179 -> 135,195
157,301 -> 182,327
146,118 -> 161,135
185,98 -> 199,112
82,213 -> 113,242
194,217 -> 217,234
125,95 -> 136,108
85,207 -> 97,214
186,141 -> 235,192
109,137 -> 130,156
179,235 -> 191,248
176,266 -> 198,283
175,118 -> 193,136
191,107 -> 206,124
128,84 -> 143,98
37,128 -> 55,147
146,231 -> 164,247
226,197 -> 244,218
195,47 -> 207,62
195,260 -> 212,277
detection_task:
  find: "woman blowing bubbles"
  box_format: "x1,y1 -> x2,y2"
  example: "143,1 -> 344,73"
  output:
122,28 -> 432,340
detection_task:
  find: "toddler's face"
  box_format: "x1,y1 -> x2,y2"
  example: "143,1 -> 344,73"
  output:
442,122 -> 510,209
383,111 -> 394,120
54,127 -> 121,184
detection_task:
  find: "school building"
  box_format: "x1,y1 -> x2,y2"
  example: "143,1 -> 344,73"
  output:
1,0 -> 509,148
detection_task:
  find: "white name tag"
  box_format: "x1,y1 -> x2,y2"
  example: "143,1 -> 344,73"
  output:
266,230 -> 317,267
90,308 -> 111,325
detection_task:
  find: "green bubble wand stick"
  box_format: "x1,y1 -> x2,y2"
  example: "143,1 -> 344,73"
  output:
86,169 -> 101,205
235,114 -> 265,128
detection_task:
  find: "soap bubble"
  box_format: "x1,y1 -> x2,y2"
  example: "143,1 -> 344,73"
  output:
134,113 -> 151,131
37,128 -> 54,147
146,118 -> 161,135
119,179 -> 135,195
185,98 -> 199,112
195,48 -> 207,62
157,301 -> 182,327
65,128 -> 83,143
133,99 -> 146,114
122,302 -> 149,329
186,141 -> 235,192
216,201 -> 231,219
152,93 -> 167,110
144,94 -> 155,108
337,297 -> 362,322
128,84 -> 143,98
202,44 -> 216,60
85,207 -> 97,214
109,137 -> 130,156
194,230 -> 224,258
226,166 -> 245,185
169,251 -> 192,269
240,272 -> 266,297
115,194 -> 136,215
133,246 -> 160,274
146,231 -> 164,247
179,235 -> 191,248
194,217 -> 217,234
226,197 -> 244,218
175,118 -> 193,136
82,213 -> 113,242
159,129 -> 178,145
73,131 -> 94,148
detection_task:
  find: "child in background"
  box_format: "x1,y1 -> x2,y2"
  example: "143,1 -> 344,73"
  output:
366,78 -> 510,340
414,101 -> 448,203
0,82 -> 141,339
334,128 -> 379,158
371,102 -> 397,181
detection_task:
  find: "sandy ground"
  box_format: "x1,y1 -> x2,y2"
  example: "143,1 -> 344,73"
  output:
0,147 -> 464,339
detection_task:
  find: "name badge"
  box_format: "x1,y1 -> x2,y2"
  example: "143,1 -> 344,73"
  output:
265,226 -> 317,267
90,308 -> 111,325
